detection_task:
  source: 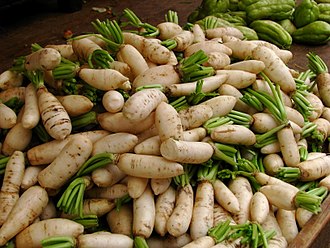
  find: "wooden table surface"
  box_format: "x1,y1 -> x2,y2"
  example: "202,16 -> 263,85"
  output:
0,0 -> 329,247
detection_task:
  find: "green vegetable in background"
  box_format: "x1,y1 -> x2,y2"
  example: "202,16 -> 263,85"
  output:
244,0 -> 295,23
212,12 -> 247,26
250,19 -> 292,49
292,20 -> 330,45
187,0 -> 230,23
236,26 -> 259,40
293,0 -> 320,28
279,19 -> 297,35
318,3 -> 330,23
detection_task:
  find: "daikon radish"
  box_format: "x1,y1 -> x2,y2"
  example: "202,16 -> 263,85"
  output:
46,44 -> 77,61
201,95 -> 236,118
252,45 -> 296,93
77,232 -> 134,248
0,186 -> 49,246
133,64 -> 180,89
172,30 -> 194,52
98,111 -> 155,134
319,174 -> 330,190
85,184 -> 128,200
213,203 -> 236,226
251,112 -> 278,133
203,52 -> 231,70
179,105 -> 213,130
0,151 -> 25,225
21,82 -> 39,129
157,22 -> 183,40
276,209 -> 298,244
37,86 -> 72,140
127,176 -> 149,199
250,191 -> 269,224
167,184 -> 194,237
305,92 -> 324,121
216,69 -> 256,89
37,135 -> 93,191
184,40 -> 232,57
56,94 -> 93,117
191,23 -> 205,43
166,74 -> 227,97
297,155 -> 330,181
15,218 -> 84,248
107,203 -> 133,236
0,70 -> 23,90
213,179 -> 240,214
277,125 -> 300,167
92,132 -> 138,155
79,68 -> 130,91
1,122 -> 32,156
260,141 -> 281,154
21,166 -> 44,190
260,184 -> 299,210
91,163 -> 126,188
251,40 -> 293,63
211,124 -> 256,146
134,135 -> 162,156
151,178 -> 172,195
160,138 -> 214,164
116,153 -> 184,179
182,236 -> 215,248
117,44 -> 149,78
228,176 -> 253,224
296,208 -> 314,228
102,90 -> 125,113
155,101 -> 184,142
218,84 -> 257,114
142,38 -> 172,65
73,198 -> 116,217
182,127 -> 207,141
254,172 -> 298,191
109,60 -> 133,81
27,130 -> 109,165
263,153 -> 284,176
285,106 -> 305,127
190,181 -> 214,240
224,60 -> 265,74
24,47 -> 61,71
0,86 -> 25,103
261,211 -> 287,248
0,102 -> 17,129
155,185 -> 176,236
40,200 -> 57,220
122,89 -> 167,121
206,27 -> 244,40
133,185 -> 155,238
252,79 -> 293,107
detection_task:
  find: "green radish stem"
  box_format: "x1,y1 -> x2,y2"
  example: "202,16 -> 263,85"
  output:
41,236 -> 76,248
52,58 -> 80,80
165,10 -> 179,24
134,236 -> 149,248
74,153 -> 116,179
0,156 -> 10,175
72,215 -> 99,229
57,176 -> 91,217
71,111 -> 98,132
120,8 -> 159,37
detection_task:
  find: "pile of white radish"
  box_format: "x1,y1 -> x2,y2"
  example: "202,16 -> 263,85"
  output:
0,8 -> 330,248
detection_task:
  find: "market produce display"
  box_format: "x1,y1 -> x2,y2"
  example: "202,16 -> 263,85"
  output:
188,0 -> 330,47
0,5 -> 330,248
